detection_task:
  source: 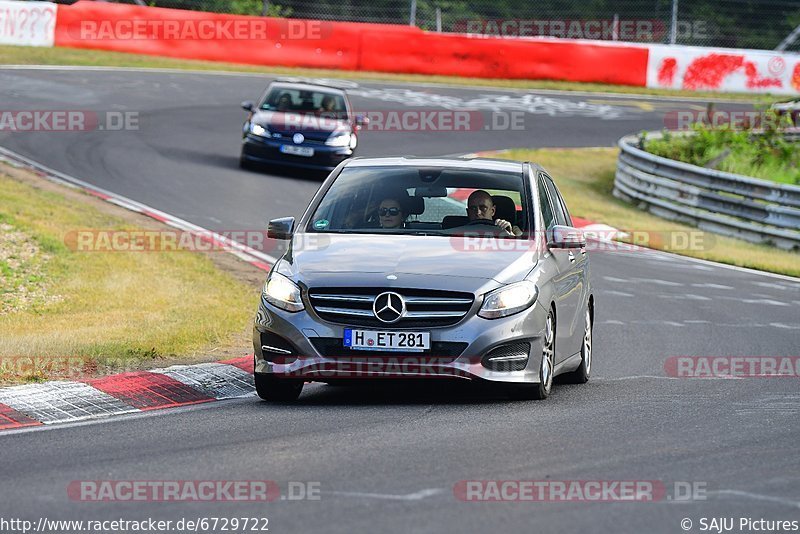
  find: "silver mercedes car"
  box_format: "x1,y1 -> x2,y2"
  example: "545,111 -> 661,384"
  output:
253,157 -> 594,401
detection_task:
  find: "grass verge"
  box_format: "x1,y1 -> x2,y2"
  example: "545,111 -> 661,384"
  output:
502,147 -> 800,277
0,44 -> 775,103
0,163 -> 259,384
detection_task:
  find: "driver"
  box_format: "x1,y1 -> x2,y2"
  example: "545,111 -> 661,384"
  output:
466,190 -> 521,236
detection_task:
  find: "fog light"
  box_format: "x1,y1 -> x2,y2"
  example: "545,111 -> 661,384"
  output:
481,342 -> 531,372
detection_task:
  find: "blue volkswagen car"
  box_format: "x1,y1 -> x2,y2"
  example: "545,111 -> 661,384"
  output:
240,79 -> 366,172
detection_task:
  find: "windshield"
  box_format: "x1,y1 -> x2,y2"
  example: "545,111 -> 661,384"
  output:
260,87 -> 348,119
306,165 -> 530,237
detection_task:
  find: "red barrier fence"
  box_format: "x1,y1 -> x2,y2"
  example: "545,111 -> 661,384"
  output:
40,0 -> 800,94
54,1 -> 649,86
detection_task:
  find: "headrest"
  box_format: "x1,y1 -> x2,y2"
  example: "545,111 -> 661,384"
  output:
407,196 -> 425,215
492,195 -> 516,223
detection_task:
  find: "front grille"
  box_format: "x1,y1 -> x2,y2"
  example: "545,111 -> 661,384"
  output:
272,133 -> 327,145
307,287 -> 474,328
481,342 -> 531,372
310,337 -> 467,361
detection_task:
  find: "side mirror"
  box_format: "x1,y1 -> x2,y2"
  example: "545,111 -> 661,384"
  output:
267,217 -> 295,240
548,225 -> 586,249
241,100 -> 255,112
354,114 -> 369,128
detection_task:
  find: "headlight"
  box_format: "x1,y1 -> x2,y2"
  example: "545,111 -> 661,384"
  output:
478,281 -> 538,319
249,123 -> 268,137
325,132 -> 352,147
262,273 -> 304,312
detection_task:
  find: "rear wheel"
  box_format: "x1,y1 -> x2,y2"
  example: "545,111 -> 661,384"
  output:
508,311 -> 555,401
254,373 -> 303,401
563,305 -> 592,384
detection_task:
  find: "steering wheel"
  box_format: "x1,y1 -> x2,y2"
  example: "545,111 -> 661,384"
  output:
465,219 -> 497,226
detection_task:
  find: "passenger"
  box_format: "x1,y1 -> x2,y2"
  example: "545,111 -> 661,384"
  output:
276,93 -> 292,111
320,95 -> 337,112
466,190 -> 522,236
378,197 -> 408,229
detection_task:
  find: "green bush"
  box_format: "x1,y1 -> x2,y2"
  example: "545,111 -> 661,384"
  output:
644,112 -> 800,185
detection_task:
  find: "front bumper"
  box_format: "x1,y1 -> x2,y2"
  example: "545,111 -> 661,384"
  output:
252,295 -> 548,385
241,134 -> 353,171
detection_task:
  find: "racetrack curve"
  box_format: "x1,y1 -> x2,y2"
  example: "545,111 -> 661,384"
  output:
1,68 -> 798,534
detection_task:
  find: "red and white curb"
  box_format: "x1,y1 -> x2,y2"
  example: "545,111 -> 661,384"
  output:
0,357 -> 255,431
0,146 -> 278,272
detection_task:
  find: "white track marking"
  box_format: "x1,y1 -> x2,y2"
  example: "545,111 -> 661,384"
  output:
326,488 -> 444,501
709,490 -> 800,510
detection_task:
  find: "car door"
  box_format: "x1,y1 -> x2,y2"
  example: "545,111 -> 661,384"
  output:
536,173 -> 570,364
542,174 -> 586,358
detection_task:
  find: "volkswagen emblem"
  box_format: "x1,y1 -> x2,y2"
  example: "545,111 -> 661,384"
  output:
292,133 -> 305,144
373,291 -> 405,324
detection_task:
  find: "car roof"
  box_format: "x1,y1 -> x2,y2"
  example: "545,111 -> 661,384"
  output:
344,156 -> 533,173
268,80 -> 349,95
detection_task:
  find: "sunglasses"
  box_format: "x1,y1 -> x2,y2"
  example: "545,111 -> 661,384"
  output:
379,207 -> 401,216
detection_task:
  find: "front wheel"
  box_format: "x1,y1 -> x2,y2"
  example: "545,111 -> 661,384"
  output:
254,373 -> 303,401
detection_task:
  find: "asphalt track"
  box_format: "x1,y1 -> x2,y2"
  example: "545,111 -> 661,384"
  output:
1,68 -> 799,533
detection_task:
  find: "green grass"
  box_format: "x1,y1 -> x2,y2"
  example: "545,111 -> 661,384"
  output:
0,166 -> 258,383
501,147 -> 800,277
0,44 -> 778,103
643,125 -> 800,185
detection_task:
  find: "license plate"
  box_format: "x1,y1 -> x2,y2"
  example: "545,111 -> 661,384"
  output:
343,329 -> 431,352
280,145 -> 314,157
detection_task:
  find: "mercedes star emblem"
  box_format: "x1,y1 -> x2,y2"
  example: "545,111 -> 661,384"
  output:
373,291 -> 405,324
292,133 -> 305,144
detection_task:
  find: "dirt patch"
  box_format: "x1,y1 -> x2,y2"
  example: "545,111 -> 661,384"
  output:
0,221 -> 63,315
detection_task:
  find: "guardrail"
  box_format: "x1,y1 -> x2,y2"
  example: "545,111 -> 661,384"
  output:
614,132 -> 800,251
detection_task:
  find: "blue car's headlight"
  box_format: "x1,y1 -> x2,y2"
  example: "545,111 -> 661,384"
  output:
249,123 -> 268,137
478,281 -> 538,319
325,132 -> 356,148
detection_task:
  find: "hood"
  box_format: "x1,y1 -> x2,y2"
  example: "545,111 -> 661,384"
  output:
282,233 -> 537,286
251,110 -> 350,142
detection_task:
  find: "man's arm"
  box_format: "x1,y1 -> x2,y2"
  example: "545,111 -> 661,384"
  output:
494,219 -> 522,236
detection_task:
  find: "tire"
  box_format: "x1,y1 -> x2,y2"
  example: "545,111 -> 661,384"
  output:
562,305 -> 592,384
508,310 -> 555,401
254,373 -> 303,401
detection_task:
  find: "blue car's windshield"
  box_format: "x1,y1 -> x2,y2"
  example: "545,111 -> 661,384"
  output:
260,87 -> 348,119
